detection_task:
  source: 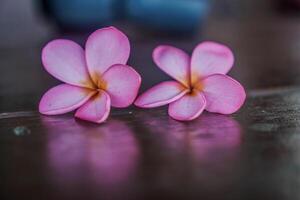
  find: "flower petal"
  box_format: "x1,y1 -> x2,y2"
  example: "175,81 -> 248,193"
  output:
85,26 -> 130,83
135,81 -> 188,108
39,84 -> 96,115
191,41 -> 234,84
168,92 -> 206,121
153,45 -> 190,87
102,64 -> 141,108
202,74 -> 246,114
75,90 -> 111,124
42,39 -> 94,88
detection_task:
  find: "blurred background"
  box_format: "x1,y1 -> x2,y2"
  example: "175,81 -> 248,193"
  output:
2,0 -> 300,112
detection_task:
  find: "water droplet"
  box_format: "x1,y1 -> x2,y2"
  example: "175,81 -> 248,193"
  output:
13,126 -> 31,136
250,123 -> 279,132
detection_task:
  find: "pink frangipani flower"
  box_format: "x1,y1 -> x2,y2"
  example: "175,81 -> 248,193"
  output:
39,27 -> 141,124
135,42 -> 246,121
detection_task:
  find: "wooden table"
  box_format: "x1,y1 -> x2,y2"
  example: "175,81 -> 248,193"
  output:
2,1 -> 300,199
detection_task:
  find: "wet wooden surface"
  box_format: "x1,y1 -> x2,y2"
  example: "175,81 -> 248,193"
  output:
2,0 -> 300,199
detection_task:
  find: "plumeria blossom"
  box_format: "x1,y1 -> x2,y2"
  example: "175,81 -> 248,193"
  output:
39,27 -> 141,124
135,42 -> 246,121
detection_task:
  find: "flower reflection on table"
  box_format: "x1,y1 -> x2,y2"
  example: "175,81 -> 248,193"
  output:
139,112 -> 242,174
172,113 -> 242,161
41,112 -> 242,198
43,118 -> 139,197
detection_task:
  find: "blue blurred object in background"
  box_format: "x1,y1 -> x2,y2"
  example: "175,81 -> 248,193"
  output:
126,0 -> 210,34
41,0 -> 210,33
47,0 -> 119,30
114,0 -> 127,18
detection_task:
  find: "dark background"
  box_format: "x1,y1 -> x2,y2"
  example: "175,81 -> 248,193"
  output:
2,0 -> 300,200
